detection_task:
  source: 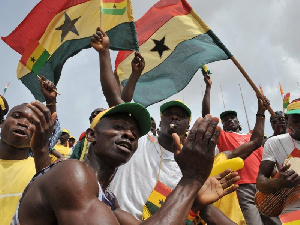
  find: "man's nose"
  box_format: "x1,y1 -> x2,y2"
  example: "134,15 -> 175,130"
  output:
122,129 -> 135,142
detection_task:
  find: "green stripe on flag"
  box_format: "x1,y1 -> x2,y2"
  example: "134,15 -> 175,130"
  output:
32,50 -> 50,74
106,22 -> 138,51
121,33 -> 230,107
100,7 -> 126,15
145,201 -> 160,216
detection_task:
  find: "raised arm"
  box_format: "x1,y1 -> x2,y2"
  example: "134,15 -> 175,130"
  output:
202,74 -> 212,117
27,101 -> 56,172
91,27 -> 123,107
225,96 -> 268,160
121,52 -> 145,102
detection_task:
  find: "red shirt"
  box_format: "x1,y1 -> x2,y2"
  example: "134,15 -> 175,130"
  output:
217,130 -> 263,184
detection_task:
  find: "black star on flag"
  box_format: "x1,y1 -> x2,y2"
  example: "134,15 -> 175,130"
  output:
55,12 -> 81,42
113,4 -> 117,9
150,37 -> 170,58
159,199 -> 164,206
30,57 -> 36,63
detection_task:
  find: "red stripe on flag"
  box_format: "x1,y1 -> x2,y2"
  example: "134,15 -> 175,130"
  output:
1,0 -> 90,55
115,0 -> 192,69
154,181 -> 172,197
102,0 -> 125,3
20,39 -> 40,65
280,210 -> 300,223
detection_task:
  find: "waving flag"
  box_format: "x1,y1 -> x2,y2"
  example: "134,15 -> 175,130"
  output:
2,0 -> 138,101
259,84 -> 264,96
283,93 -> 290,109
279,83 -> 284,97
115,0 -> 232,107
3,83 -> 10,96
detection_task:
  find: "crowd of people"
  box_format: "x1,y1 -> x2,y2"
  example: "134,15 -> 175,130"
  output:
1,28 -> 300,225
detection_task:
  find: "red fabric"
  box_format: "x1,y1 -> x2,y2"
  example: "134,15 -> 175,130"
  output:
1,0 -> 90,55
20,39 -> 39,65
217,130 -> 263,184
115,0 -> 192,69
79,131 -> 86,141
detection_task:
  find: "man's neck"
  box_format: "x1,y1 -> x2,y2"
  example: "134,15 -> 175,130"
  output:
0,140 -> 29,160
83,151 -> 117,191
158,133 -> 176,153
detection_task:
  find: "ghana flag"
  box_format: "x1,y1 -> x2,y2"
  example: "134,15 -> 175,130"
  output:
2,0 -> 138,101
283,93 -> 290,109
280,210 -> 300,225
142,181 -> 172,220
115,0 -> 232,107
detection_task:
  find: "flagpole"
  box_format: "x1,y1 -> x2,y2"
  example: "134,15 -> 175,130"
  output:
220,84 -> 226,111
297,82 -> 300,90
239,84 -> 251,132
230,56 -> 276,117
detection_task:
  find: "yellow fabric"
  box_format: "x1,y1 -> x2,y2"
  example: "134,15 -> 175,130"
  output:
0,157 -> 35,225
117,12 -> 210,80
101,0 -> 127,9
287,101 -> 300,111
212,153 -> 246,225
79,138 -> 88,161
50,144 -> 71,162
0,96 -> 6,110
25,43 -> 46,70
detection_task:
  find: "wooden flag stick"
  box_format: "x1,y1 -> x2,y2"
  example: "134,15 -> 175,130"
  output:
231,56 -> 276,117
37,75 -> 61,95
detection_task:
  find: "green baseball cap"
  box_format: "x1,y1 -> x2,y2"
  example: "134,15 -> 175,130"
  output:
220,110 -> 237,120
90,102 -> 151,137
160,100 -> 192,118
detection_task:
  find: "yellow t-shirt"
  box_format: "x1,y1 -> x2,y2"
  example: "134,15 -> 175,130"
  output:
50,143 -> 71,162
212,153 -> 246,225
0,157 -> 36,225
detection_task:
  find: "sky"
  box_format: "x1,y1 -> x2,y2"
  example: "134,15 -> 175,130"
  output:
0,0 -> 299,139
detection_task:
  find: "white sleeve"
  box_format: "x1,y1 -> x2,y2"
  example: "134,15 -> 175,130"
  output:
262,138 -> 277,162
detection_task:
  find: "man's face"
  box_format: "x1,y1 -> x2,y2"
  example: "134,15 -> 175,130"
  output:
68,138 -> 76,148
222,114 -> 240,132
93,113 -> 140,167
270,115 -> 286,132
59,132 -> 70,144
89,108 -> 105,124
288,114 -> 300,140
1,104 -> 35,149
160,106 -> 189,138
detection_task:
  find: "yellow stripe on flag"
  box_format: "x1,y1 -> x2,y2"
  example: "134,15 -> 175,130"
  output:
17,0 -> 134,79
25,44 -> 46,70
282,220 -> 300,225
101,0 -> 127,9
147,190 -> 167,208
117,12 -> 210,82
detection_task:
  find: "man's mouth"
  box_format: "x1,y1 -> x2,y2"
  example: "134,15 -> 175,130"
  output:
169,123 -> 178,129
12,128 -> 28,137
116,141 -> 132,153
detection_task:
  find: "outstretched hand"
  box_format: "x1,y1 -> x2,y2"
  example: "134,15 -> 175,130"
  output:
28,101 -> 57,154
91,27 -> 110,52
40,76 -> 57,104
193,169 -> 239,209
173,115 -> 221,184
131,52 -> 145,75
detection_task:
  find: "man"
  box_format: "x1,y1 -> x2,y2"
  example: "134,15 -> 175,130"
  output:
68,136 -> 76,148
0,101 -> 56,225
92,28 -> 239,224
52,129 -> 71,159
70,108 -> 105,160
0,78 -> 58,225
257,99 -> 300,223
15,101 -> 227,225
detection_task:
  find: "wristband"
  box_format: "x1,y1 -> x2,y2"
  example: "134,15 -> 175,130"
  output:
46,102 -> 56,106
256,114 -> 265,119
186,209 -> 197,225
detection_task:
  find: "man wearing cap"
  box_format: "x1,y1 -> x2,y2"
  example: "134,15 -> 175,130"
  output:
14,100 -> 228,225
50,128 -> 71,161
257,99 -> 300,223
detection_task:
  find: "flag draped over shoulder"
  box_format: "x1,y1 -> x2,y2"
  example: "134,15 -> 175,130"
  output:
2,0 -> 138,101
115,0 -> 232,107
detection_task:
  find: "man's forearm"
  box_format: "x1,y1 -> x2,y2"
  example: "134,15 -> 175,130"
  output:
142,178 -> 202,225
121,72 -> 140,102
200,204 -> 236,225
99,50 -> 123,107
202,86 -> 211,117
256,174 -> 282,194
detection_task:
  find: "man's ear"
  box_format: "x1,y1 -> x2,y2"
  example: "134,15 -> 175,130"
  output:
86,128 -> 96,142
186,124 -> 190,131
0,119 -> 4,128
159,121 -> 161,128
